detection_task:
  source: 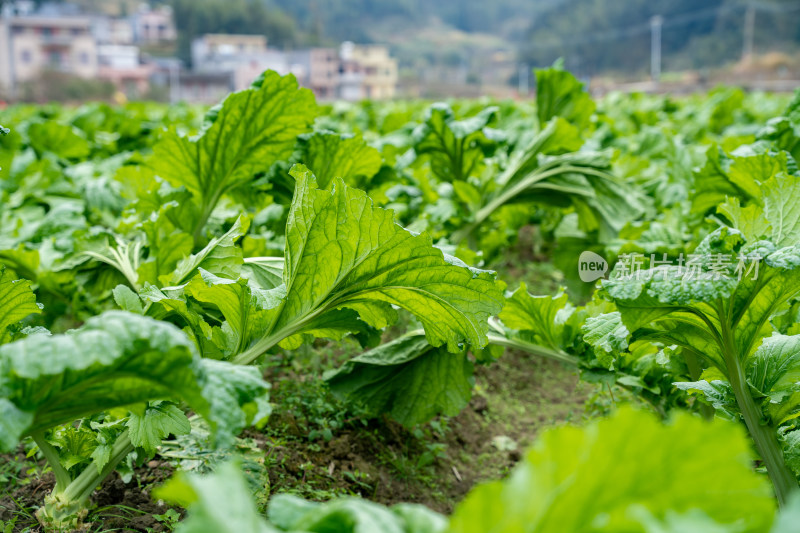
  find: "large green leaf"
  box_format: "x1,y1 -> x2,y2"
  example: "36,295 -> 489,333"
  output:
28,122 -> 91,160
185,269 -> 277,356
160,162 -> 503,364
602,228 -> 741,333
718,172 -> 800,248
494,118 -> 583,189
535,62 -> 595,130
498,284 -> 572,351
602,253 -> 797,373
717,197 -> 772,245
127,402 -> 191,454
302,131 -> 382,189
140,283 -> 227,359
0,311 -> 269,451
748,334 -> 800,423
0,265 -> 42,343
675,377 -> 738,418
325,334 -> 473,427
449,407 -> 775,533
169,216 -> 250,286
412,103 -> 498,183
151,71 -> 316,237
762,173 -> 800,247
269,493 -> 446,533
581,312 -> 629,369
195,359 -> 272,447
242,256 -> 284,290
758,93 -> 800,161
155,461 -> 276,533
156,461 -> 446,533
231,165 -> 504,364
692,148 -> 789,217
600,227 -> 800,501
453,128 -> 644,244
691,147 -> 740,217
727,152 -> 783,199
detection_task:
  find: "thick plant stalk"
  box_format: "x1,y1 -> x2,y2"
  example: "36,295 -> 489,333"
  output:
32,432 -> 71,493
718,305 -> 797,507
35,431 -> 135,531
232,307 -> 326,365
486,333 -> 579,366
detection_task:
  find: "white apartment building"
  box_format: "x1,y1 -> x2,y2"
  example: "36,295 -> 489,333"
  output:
0,14 -> 98,95
191,34 -> 290,91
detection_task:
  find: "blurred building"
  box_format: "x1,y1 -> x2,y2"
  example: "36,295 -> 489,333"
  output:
341,42 -> 397,100
97,44 -> 153,98
189,34 -> 397,101
91,15 -> 134,45
337,52 -> 364,101
0,0 -> 398,103
0,13 -> 98,95
288,48 -> 339,100
176,71 -> 233,103
192,34 -> 289,91
192,33 -> 268,59
131,4 -> 176,43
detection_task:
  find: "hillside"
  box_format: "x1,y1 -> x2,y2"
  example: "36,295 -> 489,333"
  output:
33,0 -> 800,86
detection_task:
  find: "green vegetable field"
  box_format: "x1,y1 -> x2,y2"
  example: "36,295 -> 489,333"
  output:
2,65 -> 800,532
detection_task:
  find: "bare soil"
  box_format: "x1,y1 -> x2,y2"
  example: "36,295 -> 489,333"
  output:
0,349 -> 596,531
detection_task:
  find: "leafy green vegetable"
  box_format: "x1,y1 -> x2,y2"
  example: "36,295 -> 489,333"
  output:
325,334 -> 473,427
268,494 -> 446,533
127,402 -> 192,454
0,310 -> 270,529
412,103 -> 499,183
692,148 -> 792,217
112,283 -> 143,314
535,61 -> 595,130
226,165 -> 504,364
0,265 -> 42,343
600,227 -> 800,505
0,310 -> 269,450
449,407 -> 775,533
242,256 -> 284,290
493,285 -> 690,416
156,461 -> 276,533
758,90 -> 800,161
451,120 -> 643,245
5,65 -> 800,532
717,172 -> 800,247
157,461 -> 447,533
301,131 -> 383,188
28,122 -> 91,161
169,215 -> 250,285
151,71 -> 316,240
159,409 -> 782,533
498,283 -> 573,352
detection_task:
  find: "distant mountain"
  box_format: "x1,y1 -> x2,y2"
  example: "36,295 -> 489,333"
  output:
521,0 -> 800,75
266,0 -> 558,43
162,0 -> 799,78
